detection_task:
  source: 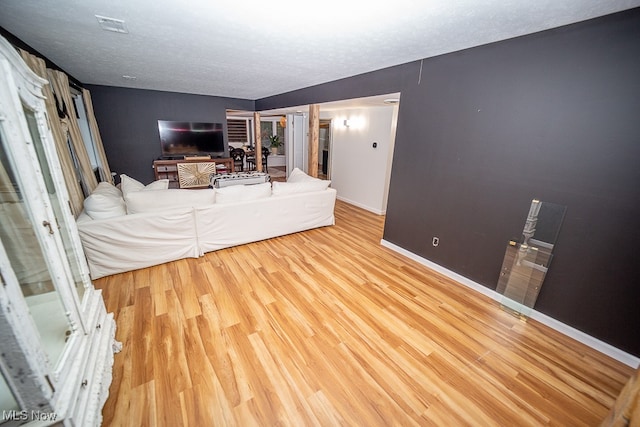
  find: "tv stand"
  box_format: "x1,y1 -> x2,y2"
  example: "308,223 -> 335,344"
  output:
153,157 -> 234,188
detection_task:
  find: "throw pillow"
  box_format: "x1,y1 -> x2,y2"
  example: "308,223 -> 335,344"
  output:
272,180 -> 331,196
287,168 -> 331,187
94,181 -> 123,198
125,189 -> 216,214
120,174 -> 169,198
215,182 -> 272,204
83,182 -> 126,220
287,167 -> 318,183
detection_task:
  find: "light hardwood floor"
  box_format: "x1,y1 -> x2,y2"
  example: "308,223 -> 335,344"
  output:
95,200 -> 632,426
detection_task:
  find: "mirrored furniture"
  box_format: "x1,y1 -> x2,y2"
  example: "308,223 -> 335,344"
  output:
0,36 -> 117,425
496,199 -> 567,318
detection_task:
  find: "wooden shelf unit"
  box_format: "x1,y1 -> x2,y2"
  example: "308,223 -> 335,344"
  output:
153,157 -> 234,188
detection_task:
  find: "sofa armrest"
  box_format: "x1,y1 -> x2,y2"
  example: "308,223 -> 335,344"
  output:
77,208 -> 199,279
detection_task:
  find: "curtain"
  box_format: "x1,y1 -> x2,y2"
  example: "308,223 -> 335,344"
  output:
81,89 -> 113,184
47,69 -> 98,195
18,50 -> 85,216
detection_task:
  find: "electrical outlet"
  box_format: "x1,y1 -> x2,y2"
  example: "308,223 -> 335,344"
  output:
432,237 -> 439,247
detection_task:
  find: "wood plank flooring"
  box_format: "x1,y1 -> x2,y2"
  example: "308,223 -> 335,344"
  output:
95,200 -> 633,426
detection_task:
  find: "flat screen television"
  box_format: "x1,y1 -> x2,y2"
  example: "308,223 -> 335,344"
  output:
158,120 -> 225,158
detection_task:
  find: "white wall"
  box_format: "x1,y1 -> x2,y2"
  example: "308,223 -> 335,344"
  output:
322,105 -> 397,214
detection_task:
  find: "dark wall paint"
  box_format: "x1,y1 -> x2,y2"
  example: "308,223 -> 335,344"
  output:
86,85 -> 254,183
384,9 -> 640,356
256,62 -> 416,111
258,9 -> 640,356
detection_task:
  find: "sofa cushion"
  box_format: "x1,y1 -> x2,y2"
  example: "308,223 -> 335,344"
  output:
125,189 -> 216,214
95,181 -> 123,198
83,182 -> 127,220
287,167 -> 319,183
215,182 -> 272,204
272,180 -> 331,196
120,174 -> 169,198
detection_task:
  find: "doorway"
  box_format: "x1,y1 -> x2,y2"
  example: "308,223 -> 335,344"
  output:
318,120 -> 331,180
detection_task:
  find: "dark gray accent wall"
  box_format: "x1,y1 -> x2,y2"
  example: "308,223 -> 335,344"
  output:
258,8 -> 640,356
385,9 -> 640,357
86,85 -> 254,183
256,62 -> 415,111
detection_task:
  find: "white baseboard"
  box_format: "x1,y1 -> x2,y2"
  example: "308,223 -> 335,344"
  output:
380,239 -> 640,368
337,195 -> 385,215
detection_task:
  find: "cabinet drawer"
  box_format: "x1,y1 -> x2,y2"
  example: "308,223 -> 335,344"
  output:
156,165 -> 177,172
157,172 -> 178,180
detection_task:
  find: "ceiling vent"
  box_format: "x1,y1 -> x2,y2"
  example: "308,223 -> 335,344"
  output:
95,15 -> 128,34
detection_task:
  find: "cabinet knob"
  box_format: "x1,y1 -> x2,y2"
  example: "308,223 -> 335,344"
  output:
81,379 -> 88,388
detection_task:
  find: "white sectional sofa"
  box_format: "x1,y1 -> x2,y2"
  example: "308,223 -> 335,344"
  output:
77,169 -> 336,279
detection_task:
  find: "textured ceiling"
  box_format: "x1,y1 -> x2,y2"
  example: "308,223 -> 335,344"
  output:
1,1 -> 639,100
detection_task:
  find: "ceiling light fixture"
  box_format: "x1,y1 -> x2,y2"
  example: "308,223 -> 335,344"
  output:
383,98 -> 400,105
122,75 -> 137,80
95,15 -> 129,34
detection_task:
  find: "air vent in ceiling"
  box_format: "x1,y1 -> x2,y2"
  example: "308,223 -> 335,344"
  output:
95,15 -> 128,34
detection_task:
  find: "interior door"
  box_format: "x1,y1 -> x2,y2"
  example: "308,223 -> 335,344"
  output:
287,113 -> 308,174
318,120 -> 331,179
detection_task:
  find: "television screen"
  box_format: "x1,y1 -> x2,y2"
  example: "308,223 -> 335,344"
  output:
158,120 -> 225,158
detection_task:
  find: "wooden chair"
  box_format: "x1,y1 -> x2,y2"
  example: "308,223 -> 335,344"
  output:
246,150 -> 256,171
245,147 -> 270,172
230,148 -> 245,172
261,146 -> 270,173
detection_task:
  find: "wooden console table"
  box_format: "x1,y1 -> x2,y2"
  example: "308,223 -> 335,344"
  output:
153,158 -> 234,188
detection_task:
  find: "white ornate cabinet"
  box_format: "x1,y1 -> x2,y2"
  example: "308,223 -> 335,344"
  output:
0,37 -> 117,425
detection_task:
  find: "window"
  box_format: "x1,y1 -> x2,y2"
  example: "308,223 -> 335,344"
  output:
227,119 -> 249,143
261,118 -> 285,155
226,116 -> 285,155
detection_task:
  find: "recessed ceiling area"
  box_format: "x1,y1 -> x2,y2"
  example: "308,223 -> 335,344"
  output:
227,93 -> 402,118
1,1 -> 639,99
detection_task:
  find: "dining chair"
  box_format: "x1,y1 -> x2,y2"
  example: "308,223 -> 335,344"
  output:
230,148 -> 245,172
